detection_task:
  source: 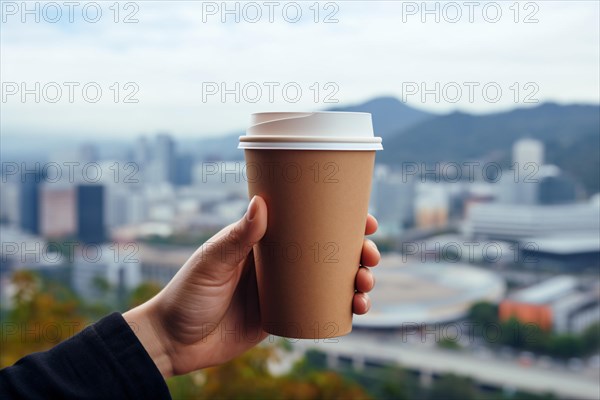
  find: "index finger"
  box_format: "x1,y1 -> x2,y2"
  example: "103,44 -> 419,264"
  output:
365,214 -> 378,236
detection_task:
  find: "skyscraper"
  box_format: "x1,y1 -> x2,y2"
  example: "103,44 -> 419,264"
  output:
174,153 -> 194,186
538,165 -> 577,205
77,185 -> 105,244
19,169 -> 44,234
40,186 -> 77,238
154,133 -> 176,184
511,138 -> 545,205
513,138 -> 544,169
371,165 -> 415,236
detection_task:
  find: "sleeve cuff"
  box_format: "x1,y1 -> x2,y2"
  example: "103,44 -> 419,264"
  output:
91,312 -> 172,399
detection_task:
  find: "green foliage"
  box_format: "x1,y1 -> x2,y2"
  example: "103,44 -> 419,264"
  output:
92,276 -> 111,293
468,301 -> 498,327
1,270 -> 88,368
467,303 -> 599,359
547,335 -> 584,359
581,322 -> 600,353
167,346 -> 371,400
428,374 -> 475,400
438,337 -> 461,350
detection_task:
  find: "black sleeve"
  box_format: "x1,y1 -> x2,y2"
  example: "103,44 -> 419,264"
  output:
0,312 -> 172,400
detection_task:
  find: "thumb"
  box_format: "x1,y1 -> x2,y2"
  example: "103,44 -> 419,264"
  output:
205,195 -> 267,270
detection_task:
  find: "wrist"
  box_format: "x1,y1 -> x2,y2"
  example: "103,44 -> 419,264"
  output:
123,301 -> 174,379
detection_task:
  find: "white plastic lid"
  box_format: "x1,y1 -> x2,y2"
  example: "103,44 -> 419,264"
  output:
238,112 -> 383,151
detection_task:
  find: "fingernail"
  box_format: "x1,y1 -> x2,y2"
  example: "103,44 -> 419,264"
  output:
246,196 -> 258,221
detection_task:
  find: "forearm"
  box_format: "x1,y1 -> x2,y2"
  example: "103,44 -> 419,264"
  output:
0,313 -> 171,400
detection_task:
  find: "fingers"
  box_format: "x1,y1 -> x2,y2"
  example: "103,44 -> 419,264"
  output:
365,214 -> 378,235
355,217 -> 379,315
361,239 -> 380,267
353,267 -> 374,315
192,196 -> 268,271
352,293 -> 371,315
355,266 -> 375,293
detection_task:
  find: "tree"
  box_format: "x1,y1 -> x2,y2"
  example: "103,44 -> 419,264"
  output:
438,337 -> 461,350
498,317 -> 549,351
428,374 -> 475,400
581,322 -> 600,354
167,345 -> 372,399
468,302 -> 498,326
548,335 -> 584,359
1,270 -> 87,368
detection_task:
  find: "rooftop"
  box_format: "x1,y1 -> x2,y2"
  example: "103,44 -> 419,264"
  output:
521,234 -> 600,255
511,275 -> 578,304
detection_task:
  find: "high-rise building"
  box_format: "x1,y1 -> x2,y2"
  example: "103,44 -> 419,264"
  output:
77,185 -> 105,244
496,139 -> 548,205
40,185 -> 77,238
513,138 -> 544,170
371,165 -> 415,235
19,170 -> 44,234
0,180 -> 20,225
154,133 -> 176,184
133,135 -> 152,179
538,165 -> 577,205
174,154 -> 194,186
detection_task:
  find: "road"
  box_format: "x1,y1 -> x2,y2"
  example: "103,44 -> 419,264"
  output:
291,332 -> 600,400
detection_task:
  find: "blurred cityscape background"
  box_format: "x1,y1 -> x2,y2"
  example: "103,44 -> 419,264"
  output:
1,1 -> 599,399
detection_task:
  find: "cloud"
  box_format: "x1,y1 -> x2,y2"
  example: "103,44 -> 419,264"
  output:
1,1 -> 598,138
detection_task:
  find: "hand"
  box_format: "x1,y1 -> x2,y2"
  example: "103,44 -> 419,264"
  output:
124,195 -> 380,378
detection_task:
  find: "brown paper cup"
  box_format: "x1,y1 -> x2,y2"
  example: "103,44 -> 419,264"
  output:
245,149 -> 375,338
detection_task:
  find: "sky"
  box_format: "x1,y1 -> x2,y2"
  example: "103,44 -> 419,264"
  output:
1,0 -> 599,138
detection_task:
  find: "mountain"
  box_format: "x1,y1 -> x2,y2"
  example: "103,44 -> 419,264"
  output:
378,103 -> 599,163
327,96 -> 436,139
377,102 -> 600,194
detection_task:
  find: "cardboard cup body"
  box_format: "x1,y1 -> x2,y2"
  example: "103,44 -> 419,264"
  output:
244,149 -> 375,338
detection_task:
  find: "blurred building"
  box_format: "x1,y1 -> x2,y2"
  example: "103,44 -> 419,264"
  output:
538,165 -> 577,205
0,180 -> 20,225
371,165 -> 415,236
77,185 -> 105,244
513,138 -> 544,172
519,234 -> 600,271
0,226 -> 70,292
133,135 -> 152,167
174,153 -> 194,186
138,244 -> 192,286
500,275 -> 600,333
192,161 -> 247,200
19,170 -> 43,234
151,133 -> 177,185
354,255 -> 506,328
78,143 -> 99,163
414,184 -> 448,229
40,185 -> 77,238
72,243 -> 141,302
464,202 -> 599,240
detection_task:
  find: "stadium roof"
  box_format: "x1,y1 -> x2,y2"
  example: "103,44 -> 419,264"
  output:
522,234 -> 600,255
